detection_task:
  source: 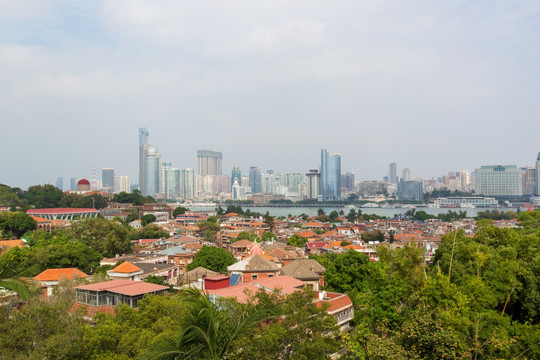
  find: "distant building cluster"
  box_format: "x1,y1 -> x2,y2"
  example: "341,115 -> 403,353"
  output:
52,128 -> 540,203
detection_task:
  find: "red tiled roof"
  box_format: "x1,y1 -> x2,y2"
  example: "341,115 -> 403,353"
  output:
27,208 -> 98,214
76,279 -> 168,296
29,215 -> 51,223
34,268 -> 87,281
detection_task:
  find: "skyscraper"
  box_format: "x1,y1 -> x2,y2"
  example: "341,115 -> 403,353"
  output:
341,172 -> 355,192
167,168 -> 195,200
142,146 -> 161,197
161,162 -> 172,196
402,168 -> 411,181
139,127 -> 149,192
102,168 -> 114,193
398,180 -> 423,201
321,149 -> 341,201
55,177 -> 63,191
70,178 -> 77,191
306,169 -> 321,200
197,150 -> 223,177
536,153 -> 540,196
389,163 -> 397,184
249,167 -> 262,194
231,167 -> 242,191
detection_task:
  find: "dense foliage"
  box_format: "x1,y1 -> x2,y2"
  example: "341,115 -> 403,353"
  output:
187,246 -> 237,274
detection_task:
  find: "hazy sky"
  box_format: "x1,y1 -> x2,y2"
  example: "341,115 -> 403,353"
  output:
1,0 -> 540,189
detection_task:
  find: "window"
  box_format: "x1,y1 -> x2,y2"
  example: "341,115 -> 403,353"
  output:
251,274 -> 258,280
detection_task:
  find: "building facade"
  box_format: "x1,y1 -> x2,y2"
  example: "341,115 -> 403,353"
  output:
197,150 -> 222,177
249,167 -> 262,194
397,180 -> 423,201
321,149 -> 341,201
138,127 -> 149,192
306,170 -> 320,200
231,167 -> 241,191
475,165 -> 522,198
142,146 -> 161,197
102,168 -> 114,194
389,163 -> 398,184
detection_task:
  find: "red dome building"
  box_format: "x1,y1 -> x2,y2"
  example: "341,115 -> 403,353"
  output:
77,179 -> 91,191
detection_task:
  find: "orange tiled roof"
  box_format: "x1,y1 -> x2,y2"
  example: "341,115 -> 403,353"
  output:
34,268 -> 87,281
112,261 -> 142,274
29,215 -> 51,223
0,239 -> 26,250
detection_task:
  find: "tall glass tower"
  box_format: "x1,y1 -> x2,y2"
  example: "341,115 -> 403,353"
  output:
139,127 -> 150,192
231,167 -> 242,191
143,146 -> 161,197
321,149 -> 341,201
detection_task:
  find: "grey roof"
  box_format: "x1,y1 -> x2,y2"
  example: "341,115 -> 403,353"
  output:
228,255 -> 280,272
280,259 -> 325,280
137,262 -> 178,275
158,245 -> 190,256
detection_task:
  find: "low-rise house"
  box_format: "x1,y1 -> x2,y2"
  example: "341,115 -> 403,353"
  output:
280,259 -> 325,291
71,279 -> 169,319
227,254 -> 281,283
178,266 -> 218,288
33,268 -> 88,298
227,239 -> 254,259
107,261 -> 181,284
206,275 -> 354,331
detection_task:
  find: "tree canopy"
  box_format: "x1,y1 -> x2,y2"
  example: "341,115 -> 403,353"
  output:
187,246 -> 237,274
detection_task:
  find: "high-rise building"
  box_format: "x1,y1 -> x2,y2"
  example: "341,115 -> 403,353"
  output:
231,167 -> 242,191
262,173 -> 275,194
139,127 -> 150,191
306,169 -> 321,200
521,167 -> 536,196
402,168 -> 411,182
536,153 -> 540,196
70,178 -> 77,191
321,149 -> 341,201
398,180 -> 423,201
114,175 -> 131,194
142,146 -> 161,197
167,168 -> 195,200
249,167 -> 262,194
475,165 -> 522,198
197,150 -> 223,177
102,168 -> 114,193
161,162 -> 172,196
389,163 -> 398,184
55,177 -> 63,191
341,172 -> 355,192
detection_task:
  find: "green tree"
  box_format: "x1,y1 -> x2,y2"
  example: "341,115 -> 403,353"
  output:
287,234 -> 308,248
139,224 -> 169,240
22,184 -> 64,208
346,209 -> 357,222
234,231 -> 258,242
232,288 -> 340,360
317,208 -> 326,216
198,218 -> 221,243
72,217 -> 132,258
329,210 -> 340,222
141,214 -> 157,226
0,251 -> 33,300
0,211 -> 37,239
263,211 -> 275,231
142,288 -> 265,360
173,206 -> 189,218
112,190 -> 155,206
187,246 -> 236,274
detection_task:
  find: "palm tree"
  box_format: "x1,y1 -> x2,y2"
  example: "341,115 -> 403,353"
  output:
0,251 -> 32,301
142,287 -> 266,360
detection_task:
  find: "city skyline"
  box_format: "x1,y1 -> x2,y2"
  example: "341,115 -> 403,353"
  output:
2,2 -> 540,188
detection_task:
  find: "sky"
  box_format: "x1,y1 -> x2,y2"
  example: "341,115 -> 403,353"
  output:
1,0 -> 540,189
